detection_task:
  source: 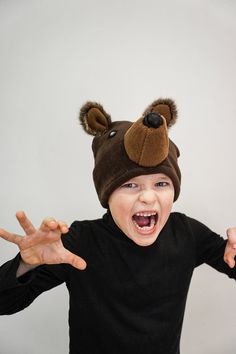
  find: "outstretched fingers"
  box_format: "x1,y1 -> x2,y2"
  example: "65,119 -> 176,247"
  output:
227,228 -> 236,246
40,218 -> 69,235
16,211 -> 36,235
0,213 -> 86,270
224,228 -> 236,268
0,228 -> 22,245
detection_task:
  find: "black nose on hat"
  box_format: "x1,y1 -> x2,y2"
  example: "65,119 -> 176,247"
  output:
143,112 -> 163,128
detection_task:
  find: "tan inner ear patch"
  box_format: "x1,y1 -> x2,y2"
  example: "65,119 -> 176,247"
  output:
87,108 -> 110,133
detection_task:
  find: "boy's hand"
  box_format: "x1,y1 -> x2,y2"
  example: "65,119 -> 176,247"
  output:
0,211 -> 87,271
224,228 -> 236,268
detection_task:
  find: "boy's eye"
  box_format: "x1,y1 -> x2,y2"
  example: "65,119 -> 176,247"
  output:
156,181 -> 168,187
122,183 -> 137,189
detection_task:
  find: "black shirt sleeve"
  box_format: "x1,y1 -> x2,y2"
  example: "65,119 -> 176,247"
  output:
0,222 -> 86,316
186,215 -> 236,279
0,229 -> 76,316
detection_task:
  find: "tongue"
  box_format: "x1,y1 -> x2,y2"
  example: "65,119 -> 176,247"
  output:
133,215 -> 150,227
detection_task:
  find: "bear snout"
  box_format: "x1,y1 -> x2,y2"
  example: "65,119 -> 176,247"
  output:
143,112 -> 163,129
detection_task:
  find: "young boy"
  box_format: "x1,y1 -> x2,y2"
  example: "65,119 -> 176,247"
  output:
0,98 -> 236,354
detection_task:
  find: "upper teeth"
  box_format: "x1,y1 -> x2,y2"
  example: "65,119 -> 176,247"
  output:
135,212 -> 157,217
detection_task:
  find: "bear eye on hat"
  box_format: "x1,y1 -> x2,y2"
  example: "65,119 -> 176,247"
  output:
79,98 -> 181,209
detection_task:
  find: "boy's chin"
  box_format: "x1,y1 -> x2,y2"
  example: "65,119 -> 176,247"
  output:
126,223 -> 161,246
128,233 -> 159,247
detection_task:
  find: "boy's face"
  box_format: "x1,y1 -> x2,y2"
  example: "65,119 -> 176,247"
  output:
108,173 -> 174,247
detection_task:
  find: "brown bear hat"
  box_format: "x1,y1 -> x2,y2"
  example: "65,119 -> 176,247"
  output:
79,98 -> 181,209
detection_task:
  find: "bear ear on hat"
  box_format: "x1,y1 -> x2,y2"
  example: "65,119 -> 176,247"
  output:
143,98 -> 177,128
79,101 -> 112,136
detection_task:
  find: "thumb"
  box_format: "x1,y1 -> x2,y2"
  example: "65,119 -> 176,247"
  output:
64,250 -> 87,270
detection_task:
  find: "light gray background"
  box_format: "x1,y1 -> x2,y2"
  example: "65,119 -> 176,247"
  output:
0,0 -> 236,353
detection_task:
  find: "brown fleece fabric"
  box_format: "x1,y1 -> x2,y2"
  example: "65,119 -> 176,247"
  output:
79,98 -> 181,208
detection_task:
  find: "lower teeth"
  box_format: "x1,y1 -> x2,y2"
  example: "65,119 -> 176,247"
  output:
133,218 -> 155,231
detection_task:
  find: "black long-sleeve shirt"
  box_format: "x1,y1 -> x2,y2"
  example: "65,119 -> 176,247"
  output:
0,212 -> 235,354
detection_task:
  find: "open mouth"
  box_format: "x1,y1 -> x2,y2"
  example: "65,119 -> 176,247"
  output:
132,212 -> 158,232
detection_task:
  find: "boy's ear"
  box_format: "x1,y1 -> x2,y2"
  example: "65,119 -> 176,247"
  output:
79,102 -> 112,136
143,98 -> 177,128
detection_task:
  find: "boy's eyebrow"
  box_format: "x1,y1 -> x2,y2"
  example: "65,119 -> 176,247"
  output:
156,175 -> 170,180
130,175 -> 171,182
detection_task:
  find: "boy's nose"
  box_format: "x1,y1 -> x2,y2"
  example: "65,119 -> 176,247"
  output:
138,189 -> 157,205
